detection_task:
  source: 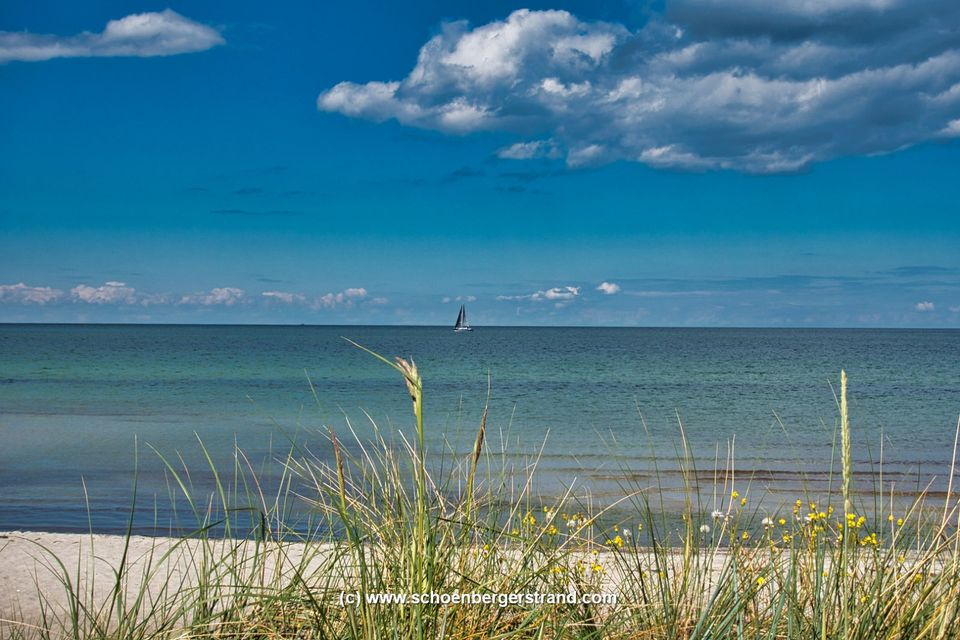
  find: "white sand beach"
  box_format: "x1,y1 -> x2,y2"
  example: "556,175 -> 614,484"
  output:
1,529 -> 740,631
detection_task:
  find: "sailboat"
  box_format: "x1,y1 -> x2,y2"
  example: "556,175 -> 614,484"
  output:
453,304 -> 473,332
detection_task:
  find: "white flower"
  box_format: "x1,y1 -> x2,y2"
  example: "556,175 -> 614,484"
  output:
622,528 -> 632,538
761,517 -> 774,527
567,519 -> 578,528
711,510 -> 726,520
700,524 -> 711,534
804,513 -> 815,523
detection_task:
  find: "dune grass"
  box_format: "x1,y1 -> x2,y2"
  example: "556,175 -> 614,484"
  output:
2,346 -> 960,639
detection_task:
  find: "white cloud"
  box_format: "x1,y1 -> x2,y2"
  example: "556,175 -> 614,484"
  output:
566,144 -> 607,168
915,301 -> 935,312
497,140 -> 560,160
313,287 -> 367,309
538,286 -> 580,300
0,282 -> 64,304
180,287 -> 245,306
941,119 -> 960,137
443,295 -> 477,303
71,281 -> 137,304
597,281 -> 621,295
255,288 -> 377,309
0,10 -> 223,63
498,285 -> 581,301
318,5 -> 960,173
262,291 -> 306,304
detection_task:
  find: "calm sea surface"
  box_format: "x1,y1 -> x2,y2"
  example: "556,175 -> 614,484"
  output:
1,324 -> 959,533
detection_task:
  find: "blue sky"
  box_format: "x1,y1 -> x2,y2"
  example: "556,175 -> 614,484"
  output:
1,0 -> 959,326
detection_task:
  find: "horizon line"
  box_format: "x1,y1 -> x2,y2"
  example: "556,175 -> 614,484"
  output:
1,321 -> 957,331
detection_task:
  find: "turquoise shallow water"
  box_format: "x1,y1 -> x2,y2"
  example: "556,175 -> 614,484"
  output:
1,324 -> 959,533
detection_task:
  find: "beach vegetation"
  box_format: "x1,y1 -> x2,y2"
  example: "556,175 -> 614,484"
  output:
3,349 -> 960,640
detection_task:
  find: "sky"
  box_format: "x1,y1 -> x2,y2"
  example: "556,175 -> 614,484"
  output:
1,0 -> 959,326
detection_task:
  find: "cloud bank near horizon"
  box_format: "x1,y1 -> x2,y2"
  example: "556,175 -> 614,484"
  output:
2,271 -> 959,325
318,2 -> 960,173
0,9 -> 223,63
0,282 -> 381,311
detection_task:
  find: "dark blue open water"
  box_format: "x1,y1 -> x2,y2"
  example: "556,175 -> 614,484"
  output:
1,324 -> 958,533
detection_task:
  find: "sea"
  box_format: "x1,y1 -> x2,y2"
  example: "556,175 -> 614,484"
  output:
1,324 -> 958,534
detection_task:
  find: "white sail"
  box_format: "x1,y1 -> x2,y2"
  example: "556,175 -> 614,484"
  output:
454,304 -> 472,331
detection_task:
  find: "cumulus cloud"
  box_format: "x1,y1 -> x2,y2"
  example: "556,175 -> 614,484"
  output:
596,281 -> 621,295
262,291 -> 306,304
0,9 -> 223,63
2,281 -> 384,311
180,287 -> 245,306
314,287 -> 367,309
498,285 -> 581,301
537,286 -> 580,301
0,282 -> 64,304
915,301 -> 935,312
318,4 -> 960,173
71,281 -> 137,304
442,295 -> 477,303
